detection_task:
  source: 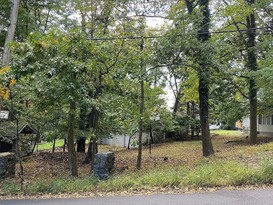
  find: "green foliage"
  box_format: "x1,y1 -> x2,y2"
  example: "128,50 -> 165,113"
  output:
0,0 -> 10,47
211,0 -> 273,126
166,115 -> 200,140
211,97 -> 246,128
1,0 -> 273,195
11,28 -> 131,142
256,34 -> 273,114
181,69 -> 199,103
222,0 -> 253,22
6,0 -> 174,157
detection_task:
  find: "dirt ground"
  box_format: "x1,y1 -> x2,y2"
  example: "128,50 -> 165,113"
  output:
13,133 -> 273,183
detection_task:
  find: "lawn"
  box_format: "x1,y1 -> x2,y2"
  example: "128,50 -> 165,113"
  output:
210,129 -> 243,137
1,130 -> 273,197
36,140 -> 64,151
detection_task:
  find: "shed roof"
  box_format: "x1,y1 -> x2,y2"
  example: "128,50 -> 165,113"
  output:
0,122 -> 37,139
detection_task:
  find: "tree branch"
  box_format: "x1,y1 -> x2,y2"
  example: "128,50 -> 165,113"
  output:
234,83 -> 248,99
101,39 -> 125,76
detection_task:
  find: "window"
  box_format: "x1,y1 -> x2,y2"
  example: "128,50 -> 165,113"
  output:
259,115 -> 272,125
262,115 -> 266,125
258,115 -> 262,124
266,116 -> 270,125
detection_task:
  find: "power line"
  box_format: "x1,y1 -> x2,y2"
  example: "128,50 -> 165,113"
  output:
4,22 -> 271,43
89,26 -> 273,41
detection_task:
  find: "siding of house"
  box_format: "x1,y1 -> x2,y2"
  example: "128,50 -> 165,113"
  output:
100,133 -> 149,148
257,115 -> 273,136
242,117 -> 250,135
243,115 -> 273,137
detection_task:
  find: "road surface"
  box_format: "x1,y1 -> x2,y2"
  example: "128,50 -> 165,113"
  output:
1,188 -> 273,205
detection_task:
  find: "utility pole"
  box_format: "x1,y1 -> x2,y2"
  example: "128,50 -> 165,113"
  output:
2,0 -> 21,67
136,36 -> 145,170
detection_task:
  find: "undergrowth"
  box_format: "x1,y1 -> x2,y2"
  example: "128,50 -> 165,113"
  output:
1,159 -> 273,196
2,133 -> 273,196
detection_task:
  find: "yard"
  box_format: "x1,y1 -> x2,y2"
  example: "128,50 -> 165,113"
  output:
1,130 -> 273,198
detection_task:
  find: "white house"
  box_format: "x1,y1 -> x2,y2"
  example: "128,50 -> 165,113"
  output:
100,132 -> 150,148
242,115 -> 273,137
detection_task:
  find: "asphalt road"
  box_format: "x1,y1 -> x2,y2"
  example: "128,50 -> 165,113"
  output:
1,188 -> 273,205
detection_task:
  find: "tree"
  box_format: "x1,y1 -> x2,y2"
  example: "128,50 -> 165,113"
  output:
12,30 -> 98,177
157,0 -> 214,156
216,0 -> 273,144
245,0 -> 258,144
1,0 -> 20,160
194,0 -> 214,156
255,1 -> 273,115
10,0 -> 168,173
116,0 -> 174,169
69,0 -> 126,167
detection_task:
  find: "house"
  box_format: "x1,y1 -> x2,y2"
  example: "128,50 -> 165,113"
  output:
0,122 -> 38,153
242,115 -> 273,137
100,132 -> 150,148
257,115 -> 273,136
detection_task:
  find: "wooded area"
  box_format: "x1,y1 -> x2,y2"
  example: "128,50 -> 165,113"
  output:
0,0 -> 272,178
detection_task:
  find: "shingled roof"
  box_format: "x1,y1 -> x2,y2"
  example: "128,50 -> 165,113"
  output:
0,122 -> 37,138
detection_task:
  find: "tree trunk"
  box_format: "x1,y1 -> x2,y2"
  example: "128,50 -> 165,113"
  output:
67,100 -> 78,177
83,107 -> 98,167
77,137 -> 86,153
63,139 -> 66,153
83,140 -> 92,164
127,131 -> 137,149
83,139 -> 98,164
90,109 -> 99,172
136,38 -> 145,170
246,0 -> 258,144
249,79 -> 257,144
190,102 -> 195,138
199,74 -> 214,156
197,0 -> 214,156
83,108 -> 95,163
185,0 -> 214,155
2,0 -> 21,67
15,118 -> 24,191
52,137 -> 56,153
173,86 -> 182,116
77,107 -> 86,153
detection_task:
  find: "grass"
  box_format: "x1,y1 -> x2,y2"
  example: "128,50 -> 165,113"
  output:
184,160 -> 253,187
36,140 -> 64,151
1,130 -> 273,196
210,129 -> 242,137
2,160 -> 273,196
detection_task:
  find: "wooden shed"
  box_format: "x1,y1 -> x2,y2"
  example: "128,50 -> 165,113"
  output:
0,122 -> 38,153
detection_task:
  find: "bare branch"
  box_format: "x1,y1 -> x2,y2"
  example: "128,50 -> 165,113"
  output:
101,39 -> 125,76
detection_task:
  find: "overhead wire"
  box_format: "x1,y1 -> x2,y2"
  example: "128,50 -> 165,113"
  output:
88,26 -> 273,41
3,6 -> 272,42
